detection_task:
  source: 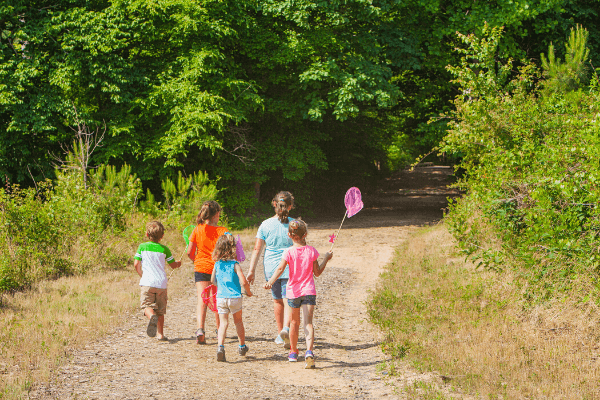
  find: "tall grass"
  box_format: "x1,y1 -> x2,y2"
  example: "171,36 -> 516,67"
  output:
369,224 -> 600,399
0,159 -> 222,398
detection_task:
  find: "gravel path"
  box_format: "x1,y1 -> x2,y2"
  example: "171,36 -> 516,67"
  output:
30,167 -> 458,399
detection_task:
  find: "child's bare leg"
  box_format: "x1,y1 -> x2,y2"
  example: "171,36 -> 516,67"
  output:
302,305 -> 315,351
196,281 -> 209,330
273,299 -> 285,332
283,299 -> 291,328
302,304 -> 309,344
218,313 -> 229,347
289,307 -> 301,353
144,307 -> 156,319
232,310 -> 245,346
157,315 -> 165,339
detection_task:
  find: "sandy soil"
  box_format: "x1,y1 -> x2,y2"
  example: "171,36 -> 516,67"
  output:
30,166 -> 460,399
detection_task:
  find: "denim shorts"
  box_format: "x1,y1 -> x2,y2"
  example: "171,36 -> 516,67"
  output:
270,278 -> 288,300
287,295 -> 317,308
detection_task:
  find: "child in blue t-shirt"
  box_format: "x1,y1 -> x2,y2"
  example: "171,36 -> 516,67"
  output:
210,233 -> 253,362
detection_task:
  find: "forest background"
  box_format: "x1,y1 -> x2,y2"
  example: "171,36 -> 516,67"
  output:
4,0 -> 600,397
2,0 -> 600,320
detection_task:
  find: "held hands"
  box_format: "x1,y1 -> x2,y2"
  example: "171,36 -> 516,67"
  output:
263,282 -> 273,290
246,272 -> 255,285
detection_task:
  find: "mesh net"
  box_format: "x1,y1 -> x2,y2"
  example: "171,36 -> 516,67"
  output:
344,187 -> 363,217
201,284 -> 218,313
236,235 -> 246,262
182,224 -> 195,246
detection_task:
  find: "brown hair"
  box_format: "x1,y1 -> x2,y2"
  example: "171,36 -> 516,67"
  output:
212,234 -> 236,261
288,219 -> 307,239
272,191 -> 294,223
146,221 -> 165,242
196,200 -> 222,225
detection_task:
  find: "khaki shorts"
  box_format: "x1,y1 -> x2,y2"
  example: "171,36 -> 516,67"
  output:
140,286 -> 167,316
216,297 -> 243,315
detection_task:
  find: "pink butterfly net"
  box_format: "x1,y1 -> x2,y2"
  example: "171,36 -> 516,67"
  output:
330,187 -> 363,250
236,235 -> 246,262
344,187 -> 364,217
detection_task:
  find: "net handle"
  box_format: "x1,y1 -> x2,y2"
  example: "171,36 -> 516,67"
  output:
329,210 -> 347,252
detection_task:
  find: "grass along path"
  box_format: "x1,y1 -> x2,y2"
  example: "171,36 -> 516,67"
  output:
370,224 -> 600,399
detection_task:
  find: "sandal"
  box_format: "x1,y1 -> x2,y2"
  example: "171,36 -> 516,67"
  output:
196,328 -> 205,344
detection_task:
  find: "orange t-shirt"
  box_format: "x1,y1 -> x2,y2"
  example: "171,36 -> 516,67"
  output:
190,224 -> 229,274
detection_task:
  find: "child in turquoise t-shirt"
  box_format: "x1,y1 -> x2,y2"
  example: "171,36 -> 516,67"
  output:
246,191 -> 295,347
210,234 -> 253,362
133,221 -> 181,340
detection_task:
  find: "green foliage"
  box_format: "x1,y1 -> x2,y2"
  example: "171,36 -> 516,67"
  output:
442,26 -> 600,300
541,25 -> 590,94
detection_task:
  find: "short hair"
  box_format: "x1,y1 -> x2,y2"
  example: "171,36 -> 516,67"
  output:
288,219 -> 307,239
197,200 -> 222,225
146,221 -> 165,242
272,191 -> 294,223
212,234 -> 236,261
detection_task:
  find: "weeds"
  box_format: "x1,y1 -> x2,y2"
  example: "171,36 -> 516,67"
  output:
369,224 -> 600,399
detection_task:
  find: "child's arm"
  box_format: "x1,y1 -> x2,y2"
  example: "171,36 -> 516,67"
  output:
313,251 -> 333,278
187,242 -> 197,262
235,263 -> 252,297
210,267 -> 217,286
246,238 -> 265,285
134,259 -> 143,277
168,260 -> 181,270
264,258 -> 287,289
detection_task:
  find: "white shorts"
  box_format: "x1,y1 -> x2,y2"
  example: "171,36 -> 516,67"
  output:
217,297 -> 243,315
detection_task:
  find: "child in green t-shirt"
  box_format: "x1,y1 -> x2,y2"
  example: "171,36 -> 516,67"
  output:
134,221 -> 181,340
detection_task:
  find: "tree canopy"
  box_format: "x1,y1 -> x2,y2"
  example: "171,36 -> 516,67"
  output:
1,0 -> 599,213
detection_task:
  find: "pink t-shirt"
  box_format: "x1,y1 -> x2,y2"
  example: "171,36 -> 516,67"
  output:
284,245 -> 320,298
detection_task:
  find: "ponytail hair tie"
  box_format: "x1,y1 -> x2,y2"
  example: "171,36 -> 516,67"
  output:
279,198 -> 285,201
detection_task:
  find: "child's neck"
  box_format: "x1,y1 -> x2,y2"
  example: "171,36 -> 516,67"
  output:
293,240 -> 306,247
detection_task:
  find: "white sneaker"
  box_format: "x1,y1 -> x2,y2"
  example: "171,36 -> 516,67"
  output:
279,328 -> 291,349
274,335 -> 285,345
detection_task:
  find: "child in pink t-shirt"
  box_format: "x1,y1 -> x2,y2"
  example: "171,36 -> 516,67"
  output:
264,219 -> 332,368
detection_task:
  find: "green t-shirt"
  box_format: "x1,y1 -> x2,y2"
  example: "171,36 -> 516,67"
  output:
134,241 -> 174,289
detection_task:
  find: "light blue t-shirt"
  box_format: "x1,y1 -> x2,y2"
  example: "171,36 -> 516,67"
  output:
215,260 -> 242,299
257,216 -> 295,280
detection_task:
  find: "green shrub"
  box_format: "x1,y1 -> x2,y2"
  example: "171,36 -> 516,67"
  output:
442,25 -> 600,301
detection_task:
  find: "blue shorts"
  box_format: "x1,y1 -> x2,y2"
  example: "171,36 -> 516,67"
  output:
270,278 -> 288,300
287,295 -> 317,308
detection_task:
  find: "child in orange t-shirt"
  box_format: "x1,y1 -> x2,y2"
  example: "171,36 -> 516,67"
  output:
187,200 -> 229,344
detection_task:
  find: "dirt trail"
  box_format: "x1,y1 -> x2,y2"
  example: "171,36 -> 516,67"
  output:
31,166 -> 459,399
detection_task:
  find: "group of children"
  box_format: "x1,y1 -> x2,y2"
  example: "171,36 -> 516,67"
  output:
133,198 -> 333,369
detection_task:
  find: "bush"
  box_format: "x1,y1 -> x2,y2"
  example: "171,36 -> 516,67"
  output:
442,25 -> 600,301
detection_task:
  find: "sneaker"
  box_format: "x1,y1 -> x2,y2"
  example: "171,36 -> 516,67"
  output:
274,335 -> 285,345
238,344 -> 249,356
196,328 -> 205,344
146,315 -> 158,338
217,346 -> 226,362
279,328 -> 291,350
304,350 -> 315,369
288,352 -> 298,362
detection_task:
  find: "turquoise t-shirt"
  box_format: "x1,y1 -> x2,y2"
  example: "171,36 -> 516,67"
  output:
215,260 -> 242,299
257,216 -> 295,280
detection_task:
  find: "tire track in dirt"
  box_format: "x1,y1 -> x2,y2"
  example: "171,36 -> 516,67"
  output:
30,167 -> 458,399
